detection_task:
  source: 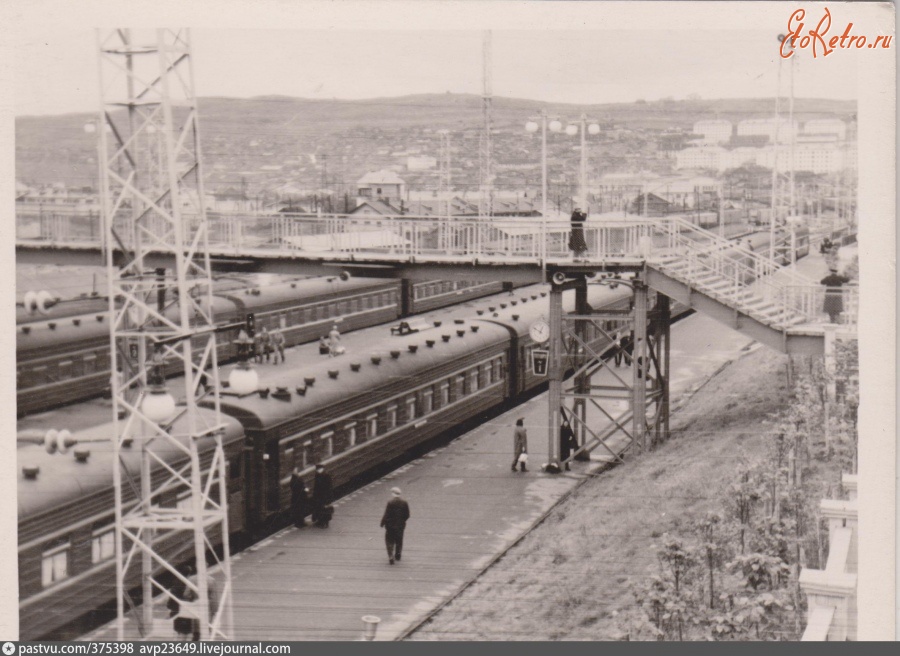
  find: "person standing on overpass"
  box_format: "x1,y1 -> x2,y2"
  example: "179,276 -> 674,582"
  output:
820,267 -> 851,323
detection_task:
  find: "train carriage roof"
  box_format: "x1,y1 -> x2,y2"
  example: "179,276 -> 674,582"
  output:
16,295 -> 240,355
17,409 -> 244,520
480,283 -> 634,338
212,319 -> 512,433
222,277 -> 395,311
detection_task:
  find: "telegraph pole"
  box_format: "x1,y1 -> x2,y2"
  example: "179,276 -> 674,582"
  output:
96,29 -> 233,640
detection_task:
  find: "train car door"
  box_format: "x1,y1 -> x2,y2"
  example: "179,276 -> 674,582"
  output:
264,440 -> 281,513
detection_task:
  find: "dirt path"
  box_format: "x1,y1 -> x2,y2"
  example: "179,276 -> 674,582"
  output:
409,344 -> 791,641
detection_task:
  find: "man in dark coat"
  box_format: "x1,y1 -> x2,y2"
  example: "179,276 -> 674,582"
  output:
512,418 -> 528,473
820,268 -> 851,323
311,464 -> 334,527
290,468 -> 309,528
380,487 -> 410,565
559,421 -> 578,471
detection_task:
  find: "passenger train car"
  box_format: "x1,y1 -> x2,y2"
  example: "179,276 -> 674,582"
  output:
16,277 -> 503,416
18,410 -> 246,641
18,282 -> 643,640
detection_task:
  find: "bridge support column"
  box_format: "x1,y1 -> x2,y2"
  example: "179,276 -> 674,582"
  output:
547,286 -> 564,468
632,281 -> 648,452
649,293 -> 671,448
400,279 -> 413,317
573,283 -> 590,460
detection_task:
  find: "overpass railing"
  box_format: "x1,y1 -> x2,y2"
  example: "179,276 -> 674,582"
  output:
644,217 -> 859,325
17,210 -> 856,328
17,210 -> 655,261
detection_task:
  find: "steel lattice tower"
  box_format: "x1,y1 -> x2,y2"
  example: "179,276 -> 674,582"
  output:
769,38 -> 797,262
96,29 -> 233,640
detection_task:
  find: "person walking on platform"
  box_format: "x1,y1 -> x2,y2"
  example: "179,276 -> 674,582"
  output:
271,329 -> 286,364
167,565 -> 200,641
311,464 -> 334,527
613,331 -> 625,368
512,418 -> 528,473
252,331 -> 264,364
290,467 -> 309,528
569,207 -> 588,261
259,327 -> 272,363
820,267 -> 851,324
380,487 -> 410,565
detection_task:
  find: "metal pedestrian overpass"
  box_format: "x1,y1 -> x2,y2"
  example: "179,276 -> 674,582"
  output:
17,211 -> 856,356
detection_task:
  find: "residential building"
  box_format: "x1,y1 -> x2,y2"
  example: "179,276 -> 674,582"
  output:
356,170 -> 406,206
693,120 -> 733,145
803,118 -> 847,140
737,117 -> 799,144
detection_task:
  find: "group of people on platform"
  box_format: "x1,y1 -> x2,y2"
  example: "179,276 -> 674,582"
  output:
290,464 -> 410,566
235,327 -> 287,365
167,564 -> 220,641
511,416 -> 581,475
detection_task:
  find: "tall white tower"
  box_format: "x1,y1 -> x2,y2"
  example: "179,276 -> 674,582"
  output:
479,30 -> 494,218
95,29 -> 233,640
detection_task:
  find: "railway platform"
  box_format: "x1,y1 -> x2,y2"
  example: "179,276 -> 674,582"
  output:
81,309 -> 755,641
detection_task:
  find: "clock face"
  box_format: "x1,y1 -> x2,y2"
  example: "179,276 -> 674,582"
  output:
530,320 -> 550,343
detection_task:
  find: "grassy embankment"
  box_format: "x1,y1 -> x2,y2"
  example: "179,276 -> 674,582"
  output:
410,342 -> 847,641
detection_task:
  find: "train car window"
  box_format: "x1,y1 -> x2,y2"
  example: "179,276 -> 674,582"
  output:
406,397 -> 416,422
440,383 -> 450,407
367,414 -> 378,438
423,390 -> 433,414
470,370 -> 479,393
284,447 -> 295,470
33,365 -> 48,383
279,314 -> 287,330
91,528 -> 115,564
41,540 -> 70,587
345,422 -> 357,447
483,363 -> 492,384
321,431 -> 334,458
456,374 -> 466,398
52,361 -> 67,381
386,406 -> 397,430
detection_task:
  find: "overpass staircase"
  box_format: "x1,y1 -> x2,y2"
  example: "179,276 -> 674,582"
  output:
640,217 -> 845,355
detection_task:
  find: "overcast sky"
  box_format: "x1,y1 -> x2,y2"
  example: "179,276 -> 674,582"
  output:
9,1 -> 872,117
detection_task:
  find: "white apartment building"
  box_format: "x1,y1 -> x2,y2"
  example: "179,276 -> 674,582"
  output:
736,117 -> 799,144
675,143 -> 847,174
674,146 -> 728,170
802,118 -> 847,140
692,120 -> 733,144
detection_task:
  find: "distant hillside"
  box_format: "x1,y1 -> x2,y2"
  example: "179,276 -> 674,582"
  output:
15,93 -> 855,189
